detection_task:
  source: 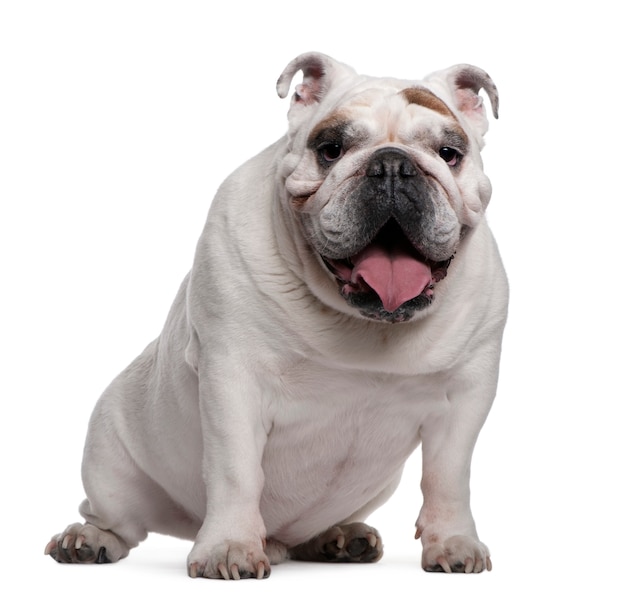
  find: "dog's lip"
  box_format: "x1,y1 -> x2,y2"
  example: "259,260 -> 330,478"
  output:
322,221 -> 452,312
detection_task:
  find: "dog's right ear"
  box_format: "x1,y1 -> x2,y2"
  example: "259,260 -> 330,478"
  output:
276,52 -> 356,107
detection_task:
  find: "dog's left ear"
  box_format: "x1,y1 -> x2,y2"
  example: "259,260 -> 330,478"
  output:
425,64 -> 499,139
277,52 -> 356,107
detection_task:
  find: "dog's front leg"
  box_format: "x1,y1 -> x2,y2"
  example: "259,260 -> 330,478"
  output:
187,351 -> 271,580
416,349 -> 499,574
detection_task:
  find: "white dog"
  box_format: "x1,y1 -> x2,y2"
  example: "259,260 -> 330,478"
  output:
46,52 -> 507,579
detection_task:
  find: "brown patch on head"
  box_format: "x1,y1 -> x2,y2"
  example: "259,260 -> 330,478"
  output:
307,109 -> 351,149
402,87 -> 455,118
402,87 -> 469,147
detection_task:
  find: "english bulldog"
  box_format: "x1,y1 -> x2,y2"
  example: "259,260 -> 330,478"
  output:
45,52 -> 507,579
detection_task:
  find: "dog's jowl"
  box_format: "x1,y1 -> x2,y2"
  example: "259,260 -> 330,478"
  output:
45,53 -> 507,579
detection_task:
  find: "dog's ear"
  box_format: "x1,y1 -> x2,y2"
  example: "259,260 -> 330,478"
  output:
277,52 -> 356,107
425,64 -> 499,139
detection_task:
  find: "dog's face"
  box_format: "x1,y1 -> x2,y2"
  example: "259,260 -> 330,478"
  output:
277,53 -> 499,323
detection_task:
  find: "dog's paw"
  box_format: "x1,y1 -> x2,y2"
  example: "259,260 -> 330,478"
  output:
289,522 -> 383,563
44,522 -> 129,564
187,540 -> 271,580
422,535 -> 491,573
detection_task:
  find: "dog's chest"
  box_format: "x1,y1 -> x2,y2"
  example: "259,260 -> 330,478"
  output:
258,363 -> 443,543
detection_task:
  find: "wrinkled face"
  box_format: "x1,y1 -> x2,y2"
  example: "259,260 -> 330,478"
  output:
282,83 -> 491,323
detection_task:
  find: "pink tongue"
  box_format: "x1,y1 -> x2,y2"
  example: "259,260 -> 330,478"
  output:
351,243 -> 432,312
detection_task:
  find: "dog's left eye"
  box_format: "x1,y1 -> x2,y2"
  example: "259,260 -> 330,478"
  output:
439,147 -> 462,167
319,143 -> 344,163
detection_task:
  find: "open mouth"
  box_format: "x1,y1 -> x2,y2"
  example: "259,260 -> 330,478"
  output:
322,220 -> 452,321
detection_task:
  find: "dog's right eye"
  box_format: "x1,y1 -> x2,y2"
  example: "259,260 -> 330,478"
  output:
318,142 -> 343,163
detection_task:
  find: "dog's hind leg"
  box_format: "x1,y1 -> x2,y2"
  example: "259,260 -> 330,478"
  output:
45,447 -> 199,565
44,522 -> 129,564
45,388 -> 200,565
288,469 -> 404,563
45,440 -> 152,565
45,477 -> 199,565
288,523 -> 383,563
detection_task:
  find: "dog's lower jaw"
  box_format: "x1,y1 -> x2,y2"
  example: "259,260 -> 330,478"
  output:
323,247 -> 453,323
341,288 -> 434,323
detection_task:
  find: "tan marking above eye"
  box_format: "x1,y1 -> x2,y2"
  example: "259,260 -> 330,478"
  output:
307,110 -> 351,148
401,88 -> 469,148
401,87 -> 455,118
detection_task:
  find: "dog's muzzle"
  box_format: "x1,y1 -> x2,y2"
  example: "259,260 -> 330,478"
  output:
321,148 -> 455,323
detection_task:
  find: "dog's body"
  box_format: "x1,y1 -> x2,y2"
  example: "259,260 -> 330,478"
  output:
46,53 -> 507,578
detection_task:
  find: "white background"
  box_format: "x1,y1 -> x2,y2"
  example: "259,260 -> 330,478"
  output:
1,0 -> 624,601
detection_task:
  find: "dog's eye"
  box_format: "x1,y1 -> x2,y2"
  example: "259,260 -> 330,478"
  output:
319,143 -> 344,163
439,147 -> 462,167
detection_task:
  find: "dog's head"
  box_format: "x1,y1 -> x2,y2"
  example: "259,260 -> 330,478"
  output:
277,52 -> 498,323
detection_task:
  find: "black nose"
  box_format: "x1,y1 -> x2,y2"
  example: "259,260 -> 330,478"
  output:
365,148 -> 418,178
